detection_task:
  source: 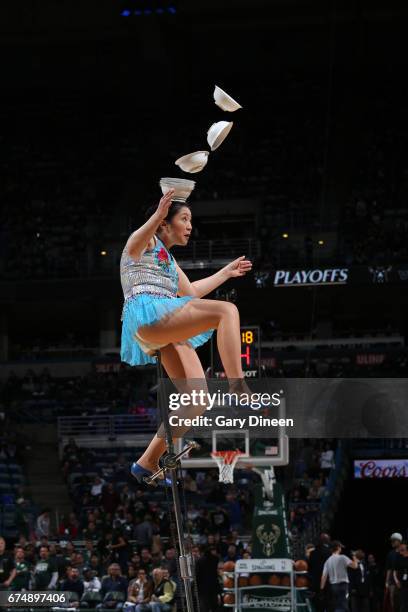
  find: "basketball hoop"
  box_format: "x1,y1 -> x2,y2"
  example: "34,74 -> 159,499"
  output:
211,450 -> 246,483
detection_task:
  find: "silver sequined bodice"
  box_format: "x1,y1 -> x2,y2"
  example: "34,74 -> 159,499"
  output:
120,234 -> 178,300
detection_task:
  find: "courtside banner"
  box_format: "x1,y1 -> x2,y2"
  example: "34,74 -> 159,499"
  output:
354,459 -> 408,479
157,377 -> 408,438
271,265 -> 408,286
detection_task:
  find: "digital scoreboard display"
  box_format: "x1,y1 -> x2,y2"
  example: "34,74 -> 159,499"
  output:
211,325 -> 261,378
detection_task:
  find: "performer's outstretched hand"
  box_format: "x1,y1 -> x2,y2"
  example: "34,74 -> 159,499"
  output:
225,255 -> 253,278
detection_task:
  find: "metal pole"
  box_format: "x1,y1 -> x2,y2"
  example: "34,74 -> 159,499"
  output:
156,352 -> 195,612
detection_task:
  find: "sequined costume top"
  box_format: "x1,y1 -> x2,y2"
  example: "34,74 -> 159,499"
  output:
120,234 -> 178,301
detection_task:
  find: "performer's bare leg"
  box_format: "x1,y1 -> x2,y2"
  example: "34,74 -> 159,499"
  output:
136,301 -> 252,472
138,299 -> 245,381
137,343 -> 207,472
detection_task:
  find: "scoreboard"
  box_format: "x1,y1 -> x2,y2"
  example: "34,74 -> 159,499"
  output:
211,325 -> 261,378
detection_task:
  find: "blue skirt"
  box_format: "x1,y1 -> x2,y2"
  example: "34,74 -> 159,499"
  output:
121,293 -> 215,366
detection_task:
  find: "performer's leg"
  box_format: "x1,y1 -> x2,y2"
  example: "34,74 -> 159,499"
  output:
137,343 -> 207,472
138,299 -> 244,379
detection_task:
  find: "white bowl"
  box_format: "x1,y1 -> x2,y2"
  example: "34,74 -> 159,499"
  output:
159,177 -> 196,202
213,85 -> 242,112
175,150 -> 209,173
207,121 -> 234,151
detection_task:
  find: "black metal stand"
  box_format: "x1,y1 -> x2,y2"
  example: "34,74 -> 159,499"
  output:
146,351 -> 196,612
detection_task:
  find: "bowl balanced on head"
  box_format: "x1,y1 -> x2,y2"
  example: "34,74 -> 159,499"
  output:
159,177 -> 196,202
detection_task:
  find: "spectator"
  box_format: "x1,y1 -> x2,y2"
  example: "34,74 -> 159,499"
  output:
320,541 -> 358,612
89,554 -> 104,577
349,549 -> 370,612
393,542 -> 408,612
195,546 -> 221,612
309,532 -> 331,597
59,512 -> 80,539
36,509 -> 51,538
83,540 -> 96,564
135,516 -> 154,549
163,548 -> 177,580
100,563 -> 128,599
367,554 -> 382,612
320,444 -> 335,471
210,507 -> 230,534
305,543 -> 315,560
120,486 -> 136,506
122,514 -> 135,540
102,484 -> 120,515
124,568 -> 153,612
126,566 -> 137,583
32,546 -> 58,590
61,567 -> 84,599
0,537 -> 16,589
150,568 -> 176,612
139,550 -> 153,575
83,567 -> 102,593
63,438 -> 80,460
385,533 -> 403,612
11,546 -> 31,590
98,532 -> 114,566
91,477 -> 105,499
224,545 -> 239,563
83,522 -> 101,541
73,552 -> 86,576
110,529 -> 131,573
225,493 -> 242,530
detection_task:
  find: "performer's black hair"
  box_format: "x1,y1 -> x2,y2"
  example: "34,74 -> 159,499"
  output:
144,200 -> 191,223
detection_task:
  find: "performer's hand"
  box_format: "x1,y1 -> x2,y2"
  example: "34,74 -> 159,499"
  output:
157,189 -> 175,220
225,255 -> 252,278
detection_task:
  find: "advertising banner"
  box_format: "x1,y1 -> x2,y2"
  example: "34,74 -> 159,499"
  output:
354,459 -> 408,478
252,482 -> 290,559
271,265 -> 408,287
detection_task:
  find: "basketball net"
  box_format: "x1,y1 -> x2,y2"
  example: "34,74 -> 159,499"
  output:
211,450 -> 245,484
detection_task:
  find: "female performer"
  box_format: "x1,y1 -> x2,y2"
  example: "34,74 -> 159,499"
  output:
120,188 -> 252,483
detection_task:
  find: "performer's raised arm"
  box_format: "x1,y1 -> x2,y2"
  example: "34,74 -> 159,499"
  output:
126,189 -> 174,260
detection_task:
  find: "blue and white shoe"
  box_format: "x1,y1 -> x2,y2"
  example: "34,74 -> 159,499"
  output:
130,462 -> 172,487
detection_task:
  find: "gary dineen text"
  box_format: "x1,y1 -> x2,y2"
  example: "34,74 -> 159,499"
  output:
168,415 -> 294,429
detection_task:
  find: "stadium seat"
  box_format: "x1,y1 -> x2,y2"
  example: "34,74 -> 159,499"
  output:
80,591 -> 103,608
97,591 -> 126,611
69,472 -> 85,486
64,591 -> 81,606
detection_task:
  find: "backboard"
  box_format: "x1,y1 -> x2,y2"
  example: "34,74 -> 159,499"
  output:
174,428 -> 289,469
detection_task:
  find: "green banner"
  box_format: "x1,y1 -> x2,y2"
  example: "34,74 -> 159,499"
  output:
252,478 -> 291,559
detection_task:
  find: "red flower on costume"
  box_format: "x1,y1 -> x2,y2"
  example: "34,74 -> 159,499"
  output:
156,247 -> 171,272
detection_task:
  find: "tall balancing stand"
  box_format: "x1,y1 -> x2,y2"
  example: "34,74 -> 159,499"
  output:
144,351 -> 196,612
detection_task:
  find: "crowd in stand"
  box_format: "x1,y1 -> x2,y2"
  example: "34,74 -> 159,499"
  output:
0,434 -> 255,610
288,442 -> 335,537
2,348 -> 408,423
342,197 -> 408,266
0,424 -> 255,609
0,368 -> 157,421
0,73 -> 325,282
61,439 -> 253,538
8,73 -> 407,280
